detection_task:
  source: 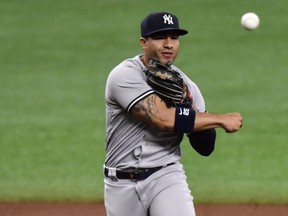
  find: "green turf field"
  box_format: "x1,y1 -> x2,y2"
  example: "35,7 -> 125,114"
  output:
0,0 -> 287,203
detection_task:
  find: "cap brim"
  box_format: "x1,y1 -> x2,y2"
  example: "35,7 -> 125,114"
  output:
143,28 -> 188,37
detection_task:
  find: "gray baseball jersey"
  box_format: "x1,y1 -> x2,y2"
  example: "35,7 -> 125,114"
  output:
105,55 -> 205,169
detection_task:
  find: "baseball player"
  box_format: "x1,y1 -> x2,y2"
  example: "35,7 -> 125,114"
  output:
104,12 -> 242,216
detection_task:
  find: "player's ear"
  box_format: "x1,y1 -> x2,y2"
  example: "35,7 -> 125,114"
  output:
140,37 -> 148,49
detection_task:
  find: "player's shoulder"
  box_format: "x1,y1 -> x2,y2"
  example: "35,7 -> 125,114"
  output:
170,64 -> 187,77
171,65 -> 197,85
107,55 -> 146,82
171,64 -> 203,103
113,55 -> 144,72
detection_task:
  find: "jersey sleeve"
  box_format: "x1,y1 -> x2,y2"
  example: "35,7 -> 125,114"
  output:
106,63 -> 154,112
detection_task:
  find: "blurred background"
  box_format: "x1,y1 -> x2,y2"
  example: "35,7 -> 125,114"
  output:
0,0 -> 287,204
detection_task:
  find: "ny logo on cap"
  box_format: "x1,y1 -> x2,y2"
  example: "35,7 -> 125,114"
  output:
163,14 -> 173,25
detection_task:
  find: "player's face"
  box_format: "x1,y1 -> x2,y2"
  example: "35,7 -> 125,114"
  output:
141,31 -> 179,66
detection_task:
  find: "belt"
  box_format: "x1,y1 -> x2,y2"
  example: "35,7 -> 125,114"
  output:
104,163 -> 175,181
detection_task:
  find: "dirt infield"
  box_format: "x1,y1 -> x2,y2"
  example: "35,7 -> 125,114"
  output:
0,202 -> 287,216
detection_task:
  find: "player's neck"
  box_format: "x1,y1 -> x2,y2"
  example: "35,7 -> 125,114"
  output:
140,55 -> 150,68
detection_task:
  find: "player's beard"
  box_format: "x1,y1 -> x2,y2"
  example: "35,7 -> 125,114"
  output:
150,52 -> 177,66
166,60 -> 172,66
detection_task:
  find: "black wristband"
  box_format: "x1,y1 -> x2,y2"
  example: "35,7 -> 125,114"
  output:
174,107 -> 195,133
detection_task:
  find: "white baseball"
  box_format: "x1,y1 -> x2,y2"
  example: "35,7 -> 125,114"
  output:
241,12 -> 260,30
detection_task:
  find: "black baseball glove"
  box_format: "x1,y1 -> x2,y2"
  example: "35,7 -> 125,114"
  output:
144,59 -> 192,108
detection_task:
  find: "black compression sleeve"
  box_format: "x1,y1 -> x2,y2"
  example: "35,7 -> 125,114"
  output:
187,128 -> 216,156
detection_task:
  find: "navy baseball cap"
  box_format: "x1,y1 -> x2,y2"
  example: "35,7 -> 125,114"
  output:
141,12 -> 188,37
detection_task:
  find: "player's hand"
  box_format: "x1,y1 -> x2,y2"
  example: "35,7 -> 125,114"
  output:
221,113 -> 243,133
